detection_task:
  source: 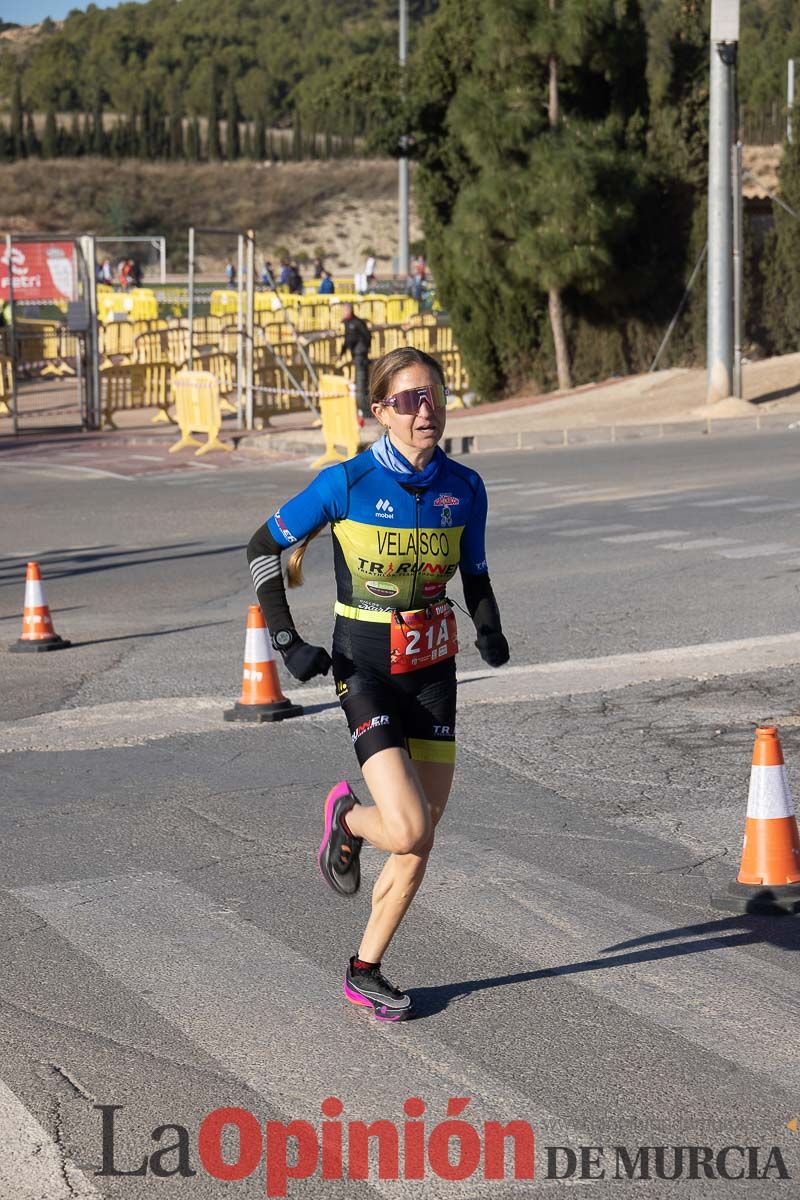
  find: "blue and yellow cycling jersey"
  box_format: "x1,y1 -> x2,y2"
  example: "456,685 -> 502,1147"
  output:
266,445 -> 489,614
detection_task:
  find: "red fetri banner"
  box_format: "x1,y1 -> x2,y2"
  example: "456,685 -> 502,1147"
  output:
0,241 -> 76,302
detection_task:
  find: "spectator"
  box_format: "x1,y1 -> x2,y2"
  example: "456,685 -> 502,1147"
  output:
318,270 -> 334,295
119,259 -> 131,290
129,259 -> 142,288
364,253 -> 376,288
339,302 -> 371,418
225,259 -> 237,287
261,260 -> 275,287
278,260 -> 292,287
288,261 -> 304,295
312,255 -> 324,279
101,258 -> 113,285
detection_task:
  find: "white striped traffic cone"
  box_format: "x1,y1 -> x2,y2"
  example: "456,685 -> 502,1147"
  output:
9,561 -> 71,653
224,606 -> 303,723
714,726 -> 800,915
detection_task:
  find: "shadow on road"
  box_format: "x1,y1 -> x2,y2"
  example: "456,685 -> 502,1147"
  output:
409,914 -> 799,1019
0,542 -> 243,587
68,619 -> 234,648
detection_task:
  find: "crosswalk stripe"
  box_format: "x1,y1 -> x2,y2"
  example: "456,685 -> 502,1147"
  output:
0,1077 -> 100,1198
739,501 -> 800,513
688,495 -> 769,507
658,537 -> 741,551
420,837 -> 800,1090
715,542 -> 793,559
12,873 -> 582,1193
601,529 -> 688,544
551,524 -> 634,538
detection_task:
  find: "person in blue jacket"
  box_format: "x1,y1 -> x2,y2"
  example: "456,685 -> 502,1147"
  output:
247,347 -> 509,1020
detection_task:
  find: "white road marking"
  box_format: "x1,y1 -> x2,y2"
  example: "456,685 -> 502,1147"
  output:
658,537 -> 741,551
128,454 -> 166,462
6,631 -> 800,752
552,524 -> 635,537
13,874 -> 580,1193
601,529 -> 688,544
0,1078 -> 99,1199
422,838 -> 800,1090
688,495 -> 769,507
0,460 -> 132,480
715,542 -> 793,559
739,501 -> 800,513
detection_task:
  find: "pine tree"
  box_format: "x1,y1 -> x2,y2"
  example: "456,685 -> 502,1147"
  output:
42,108 -> 58,158
225,83 -> 240,159
409,0 -> 649,397
169,101 -> 184,160
11,74 -> 24,158
207,65 -> 221,161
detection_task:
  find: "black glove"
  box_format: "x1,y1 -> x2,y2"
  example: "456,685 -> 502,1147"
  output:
475,631 -> 510,668
282,639 -> 332,682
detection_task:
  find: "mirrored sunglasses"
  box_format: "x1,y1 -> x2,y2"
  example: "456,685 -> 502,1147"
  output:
382,384 -> 449,414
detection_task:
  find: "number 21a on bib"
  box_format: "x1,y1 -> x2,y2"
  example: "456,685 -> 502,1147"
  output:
390,603 -> 458,674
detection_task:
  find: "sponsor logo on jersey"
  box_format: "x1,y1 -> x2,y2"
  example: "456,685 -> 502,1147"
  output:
376,530 -> 451,556
440,505 -> 452,528
274,511 -> 297,544
474,558 -> 488,572
366,582 -> 400,598
422,581 -> 445,598
434,493 -> 460,506
375,499 -> 394,519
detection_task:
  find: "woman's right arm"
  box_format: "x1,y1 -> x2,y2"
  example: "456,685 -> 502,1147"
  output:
246,467 -> 344,680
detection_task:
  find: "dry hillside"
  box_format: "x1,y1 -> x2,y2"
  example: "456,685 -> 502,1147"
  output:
0,158 -> 421,272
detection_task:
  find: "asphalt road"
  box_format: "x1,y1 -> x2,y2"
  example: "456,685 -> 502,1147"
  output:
1,431 -> 800,1198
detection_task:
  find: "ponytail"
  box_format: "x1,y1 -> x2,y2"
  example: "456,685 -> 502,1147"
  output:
286,526 -> 325,588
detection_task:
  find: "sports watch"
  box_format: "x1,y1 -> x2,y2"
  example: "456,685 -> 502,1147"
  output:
271,628 -> 298,653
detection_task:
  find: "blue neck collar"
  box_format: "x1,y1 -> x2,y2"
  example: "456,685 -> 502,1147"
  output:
371,433 -> 444,487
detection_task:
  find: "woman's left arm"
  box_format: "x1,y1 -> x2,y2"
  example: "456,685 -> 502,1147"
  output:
458,476 -> 510,667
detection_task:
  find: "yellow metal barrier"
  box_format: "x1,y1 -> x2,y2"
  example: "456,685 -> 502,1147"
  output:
100,321 -> 134,362
98,288 -> 159,324
170,370 -> 232,457
99,361 -> 176,429
311,374 -> 360,469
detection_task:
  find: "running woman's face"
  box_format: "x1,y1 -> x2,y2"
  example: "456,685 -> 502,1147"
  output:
373,364 -> 447,465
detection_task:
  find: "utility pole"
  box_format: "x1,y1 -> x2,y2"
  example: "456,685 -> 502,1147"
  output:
706,0 -> 739,403
789,58 -> 796,144
398,0 -> 410,280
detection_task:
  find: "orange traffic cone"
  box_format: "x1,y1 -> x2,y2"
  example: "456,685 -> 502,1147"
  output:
714,726 -> 800,915
9,561 -> 71,653
224,606 -> 303,723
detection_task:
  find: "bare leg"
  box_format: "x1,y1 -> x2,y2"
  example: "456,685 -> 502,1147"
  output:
347,754 -> 454,964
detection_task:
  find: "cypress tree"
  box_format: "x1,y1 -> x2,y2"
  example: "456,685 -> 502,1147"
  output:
42,107 -> 58,158
69,110 -> 82,156
243,122 -> 254,159
81,111 -> 93,156
25,109 -> 40,157
225,83 -> 240,159
92,96 -> 105,156
763,137 -> 800,353
11,74 -> 24,158
0,119 -> 8,162
207,65 -> 221,161
186,116 -> 200,162
169,101 -> 184,160
254,111 -> 266,160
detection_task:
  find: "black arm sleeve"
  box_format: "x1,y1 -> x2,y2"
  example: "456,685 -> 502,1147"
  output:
246,524 -> 296,635
461,571 -> 503,637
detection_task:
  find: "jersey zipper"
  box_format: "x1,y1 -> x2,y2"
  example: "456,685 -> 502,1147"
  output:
414,491 -> 422,606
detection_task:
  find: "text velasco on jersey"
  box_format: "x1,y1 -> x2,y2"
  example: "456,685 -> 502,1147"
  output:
94,1101 -> 791,1192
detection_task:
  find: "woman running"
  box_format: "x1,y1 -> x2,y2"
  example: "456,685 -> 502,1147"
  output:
247,347 -> 509,1020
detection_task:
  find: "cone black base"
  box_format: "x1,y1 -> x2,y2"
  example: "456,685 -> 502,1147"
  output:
712,880 -> 800,916
9,636 -> 71,653
224,698 -> 303,723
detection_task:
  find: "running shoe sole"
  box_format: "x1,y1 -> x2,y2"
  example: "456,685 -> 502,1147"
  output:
318,781 -> 360,897
343,977 -> 414,1022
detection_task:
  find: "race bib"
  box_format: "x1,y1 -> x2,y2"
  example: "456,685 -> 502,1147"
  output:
390,602 -> 458,674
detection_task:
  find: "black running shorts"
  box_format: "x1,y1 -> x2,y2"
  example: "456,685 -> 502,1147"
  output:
333,650 -> 456,768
